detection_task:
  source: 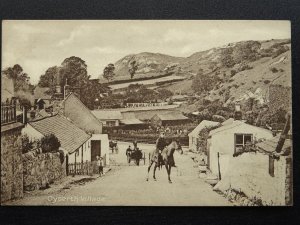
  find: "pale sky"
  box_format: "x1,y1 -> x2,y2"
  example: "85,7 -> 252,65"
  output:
2,20 -> 290,84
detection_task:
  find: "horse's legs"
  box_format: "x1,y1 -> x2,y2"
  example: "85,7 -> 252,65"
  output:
164,164 -> 171,183
146,161 -> 153,181
153,164 -> 157,180
168,165 -> 172,183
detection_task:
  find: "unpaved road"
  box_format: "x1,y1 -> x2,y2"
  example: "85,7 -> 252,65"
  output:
7,142 -> 231,206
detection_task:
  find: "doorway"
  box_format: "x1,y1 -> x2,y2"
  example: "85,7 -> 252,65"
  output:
91,140 -> 101,161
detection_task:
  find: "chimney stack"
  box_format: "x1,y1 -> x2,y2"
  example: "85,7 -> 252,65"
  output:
234,104 -> 242,120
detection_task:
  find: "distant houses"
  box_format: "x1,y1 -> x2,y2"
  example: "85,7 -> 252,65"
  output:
92,110 -> 123,127
150,112 -> 189,127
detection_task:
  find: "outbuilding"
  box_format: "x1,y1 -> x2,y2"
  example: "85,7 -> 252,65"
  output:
188,120 -> 220,152
207,120 -> 273,177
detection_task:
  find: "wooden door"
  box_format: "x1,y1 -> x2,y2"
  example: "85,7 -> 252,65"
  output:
91,140 -> 101,161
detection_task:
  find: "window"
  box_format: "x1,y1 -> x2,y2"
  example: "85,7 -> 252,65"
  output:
234,134 -> 253,153
106,120 -> 116,127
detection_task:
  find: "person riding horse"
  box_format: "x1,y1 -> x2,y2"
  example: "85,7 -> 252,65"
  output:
155,132 -> 168,167
126,145 -> 133,156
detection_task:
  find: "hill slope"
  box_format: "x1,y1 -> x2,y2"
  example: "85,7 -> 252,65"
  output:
101,39 -> 291,110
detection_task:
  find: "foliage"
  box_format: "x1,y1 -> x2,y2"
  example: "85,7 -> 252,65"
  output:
59,150 -> 65,164
191,69 -> 215,94
21,134 -> 34,154
197,125 -> 220,153
103,63 -> 115,82
60,56 -> 89,87
80,80 -> 110,109
230,70 -> 237,77
129,60 -> 138,79
40,134 -> 61,153
2,64 -> 33,93
18,96 -> 32,109
270,67 -> 278,73
38,56 -> 89,89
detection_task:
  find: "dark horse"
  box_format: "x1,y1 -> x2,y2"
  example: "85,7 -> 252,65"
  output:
146,140 -> 183,183
109,141 -> 118,153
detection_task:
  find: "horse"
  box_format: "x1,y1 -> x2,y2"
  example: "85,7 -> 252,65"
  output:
146,140 -> 183,183
109,141 -> 118,154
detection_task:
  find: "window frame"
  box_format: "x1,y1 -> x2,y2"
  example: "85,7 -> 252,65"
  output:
234,133 -> 253,153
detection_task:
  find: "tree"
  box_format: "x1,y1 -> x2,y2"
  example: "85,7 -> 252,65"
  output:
80,80 -> 111,109
191,69 -> 214,94
38,66 -> 60,88
60,56 -> 89,87
2,64 -> 32,92
128,60 -> 138,79
21,134 -> 33,154
103,63 -> 115,82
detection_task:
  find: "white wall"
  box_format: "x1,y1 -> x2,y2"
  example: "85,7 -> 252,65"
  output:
21,124 -> 44,142
89,134 -> 110,165
209,124 -> 273,176
214,152 -> 288,205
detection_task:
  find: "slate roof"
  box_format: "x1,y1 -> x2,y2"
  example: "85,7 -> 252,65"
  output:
120,118 -> 144,125
256,135 -> 292,153
209,120 -> 271,136
91,110 -> 123,120
29,115 -> 91,153
189,120 -> 220,137
154,112 -> 189,121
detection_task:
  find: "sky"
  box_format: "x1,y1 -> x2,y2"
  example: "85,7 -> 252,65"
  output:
2,20 -> 290,84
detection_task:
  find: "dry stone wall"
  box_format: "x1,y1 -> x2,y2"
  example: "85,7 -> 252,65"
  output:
23,151 -> 66,191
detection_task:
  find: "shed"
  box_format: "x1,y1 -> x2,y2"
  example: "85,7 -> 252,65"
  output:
92,110 -> 123,127
151,112 -> 189,127
207,120 -> 273,176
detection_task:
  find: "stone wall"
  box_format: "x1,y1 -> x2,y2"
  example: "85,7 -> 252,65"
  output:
1,124 -> 24,203
213,152 -> 290,205
23,151 -> 66,191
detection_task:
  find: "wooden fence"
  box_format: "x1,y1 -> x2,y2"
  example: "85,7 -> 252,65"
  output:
67,154 -> 107,176
1,102 -> 17,125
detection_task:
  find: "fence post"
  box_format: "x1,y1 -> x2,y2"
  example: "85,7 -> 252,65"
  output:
217,152 -> 221,180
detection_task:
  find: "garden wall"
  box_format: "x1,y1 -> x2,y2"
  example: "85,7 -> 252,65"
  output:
1,123 -> 24,203
22,151 -> 66,191
213,152 -> 291,205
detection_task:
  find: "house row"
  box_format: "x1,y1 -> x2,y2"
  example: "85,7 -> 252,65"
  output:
91,108 -> 190,129
22,93 -> 109,165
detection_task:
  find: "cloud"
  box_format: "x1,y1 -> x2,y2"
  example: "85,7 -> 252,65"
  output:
2,20 -> 291,84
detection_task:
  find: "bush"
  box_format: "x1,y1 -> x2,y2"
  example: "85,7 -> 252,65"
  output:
270,67 -> 278,73
230,70 -> 237,77
264,80 -> 271,84
40,134 -> 61,153
59,149 -> 65,164
21,134 -> 33,154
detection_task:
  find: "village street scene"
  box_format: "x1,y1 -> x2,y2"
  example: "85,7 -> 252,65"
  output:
1,20 -> 292,206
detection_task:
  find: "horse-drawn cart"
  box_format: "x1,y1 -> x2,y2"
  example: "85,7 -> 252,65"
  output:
127,150 -> 146,166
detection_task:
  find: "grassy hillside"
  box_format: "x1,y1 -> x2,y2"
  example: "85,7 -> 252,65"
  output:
101,39 -> 291,114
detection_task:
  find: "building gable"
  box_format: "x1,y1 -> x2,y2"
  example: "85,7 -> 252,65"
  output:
63,93 -> 103,134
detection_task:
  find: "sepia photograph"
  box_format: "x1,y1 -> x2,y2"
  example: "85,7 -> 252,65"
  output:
1,20 -> 292,206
